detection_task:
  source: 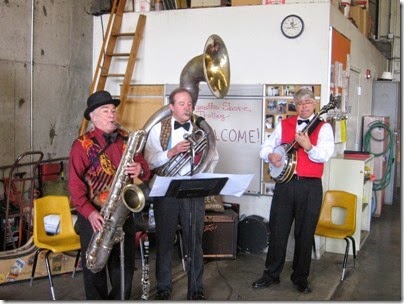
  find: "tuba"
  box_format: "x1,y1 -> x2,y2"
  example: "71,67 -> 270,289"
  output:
143,34 -> 230,176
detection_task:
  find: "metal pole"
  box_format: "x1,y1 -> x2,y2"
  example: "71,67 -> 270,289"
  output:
120,229 -> 125,300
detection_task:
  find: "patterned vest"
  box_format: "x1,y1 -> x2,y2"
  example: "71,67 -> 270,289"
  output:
79,133 -> 118,208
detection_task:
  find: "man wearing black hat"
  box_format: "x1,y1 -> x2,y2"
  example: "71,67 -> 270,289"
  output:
68,90 -> 151,300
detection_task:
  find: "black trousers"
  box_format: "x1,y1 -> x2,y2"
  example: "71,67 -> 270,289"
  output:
77,212 -> 136,300
263,178 -> 323,283
153,196 -> 205,297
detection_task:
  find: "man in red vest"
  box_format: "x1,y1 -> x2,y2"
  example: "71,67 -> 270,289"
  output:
252,88 -> 334,293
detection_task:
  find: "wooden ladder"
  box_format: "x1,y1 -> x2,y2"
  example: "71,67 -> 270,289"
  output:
79,0 -> 146,135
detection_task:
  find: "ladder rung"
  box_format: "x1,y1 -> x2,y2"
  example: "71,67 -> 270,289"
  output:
108,53 -> 130,57
112,32 -> 135,37
102,73 -> 126,77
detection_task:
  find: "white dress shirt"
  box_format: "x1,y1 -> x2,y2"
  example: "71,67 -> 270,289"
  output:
144,117 -> 193,176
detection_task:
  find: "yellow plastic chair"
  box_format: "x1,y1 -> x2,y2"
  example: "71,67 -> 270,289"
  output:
315,190 -> 357,281
30,195 -> 81,300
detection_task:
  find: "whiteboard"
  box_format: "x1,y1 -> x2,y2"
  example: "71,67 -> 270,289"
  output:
165,84 -> 263,194
195,84 -> 263,194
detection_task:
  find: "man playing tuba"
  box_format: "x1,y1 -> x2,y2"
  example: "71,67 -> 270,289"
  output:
144,87 -> 213,300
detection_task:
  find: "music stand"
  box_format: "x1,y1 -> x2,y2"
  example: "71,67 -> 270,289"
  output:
165,177 -> 228,299
165,177 -> 229,198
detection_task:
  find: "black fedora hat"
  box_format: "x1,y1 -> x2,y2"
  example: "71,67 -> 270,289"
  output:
84,90 -> 121,120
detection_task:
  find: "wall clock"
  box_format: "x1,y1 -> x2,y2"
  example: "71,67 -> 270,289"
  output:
280,14 -> 304,39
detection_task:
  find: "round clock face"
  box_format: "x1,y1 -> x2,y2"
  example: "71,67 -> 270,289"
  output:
281,15 -> 304,39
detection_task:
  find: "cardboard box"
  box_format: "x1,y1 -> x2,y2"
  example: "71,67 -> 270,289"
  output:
263,0 -> 285,4
349,5 -> 363,27
134,0 -> 151,11
353,0 -> 367,9
349,5 -> 371,37
191,0 -> 226,7
360,9 -> 371,37
232,0 -> 261,6
263,0 -> 331,4
203,209 -> 238,259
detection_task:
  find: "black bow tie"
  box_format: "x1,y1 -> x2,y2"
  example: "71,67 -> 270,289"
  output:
298,119 -> 310,125
174,121 -> 190,131
103,132 -> 118,143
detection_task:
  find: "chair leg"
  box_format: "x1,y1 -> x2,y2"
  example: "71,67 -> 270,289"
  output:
30,248 -> 42,286
312,238 -> 317,259
341,238 -> 350,281
44,250 -> 56,300
72,249 -> 81,278
348,236 -> 356,267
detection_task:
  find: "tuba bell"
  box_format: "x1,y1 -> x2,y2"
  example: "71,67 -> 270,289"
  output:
180,34 -> 230,107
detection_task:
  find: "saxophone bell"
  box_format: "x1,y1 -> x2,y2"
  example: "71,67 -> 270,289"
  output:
121,182 -> 148,213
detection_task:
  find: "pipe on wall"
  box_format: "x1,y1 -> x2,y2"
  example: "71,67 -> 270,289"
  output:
30,0 -> 34,152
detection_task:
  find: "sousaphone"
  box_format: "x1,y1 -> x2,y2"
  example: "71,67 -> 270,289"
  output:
142,34 -> 231,175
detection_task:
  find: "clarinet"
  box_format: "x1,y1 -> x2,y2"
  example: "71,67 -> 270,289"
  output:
141,236 -> 150,300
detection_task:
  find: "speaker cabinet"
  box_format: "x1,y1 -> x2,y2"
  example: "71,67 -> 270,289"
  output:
238,215 -> 269,253
202,209 -> 238,259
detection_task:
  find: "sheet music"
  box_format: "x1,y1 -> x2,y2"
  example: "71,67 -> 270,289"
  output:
149,173 -> 254,197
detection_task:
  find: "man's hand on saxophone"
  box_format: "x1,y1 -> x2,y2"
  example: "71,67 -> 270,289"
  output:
125,161 -> 144,179
88,210 -> 105,232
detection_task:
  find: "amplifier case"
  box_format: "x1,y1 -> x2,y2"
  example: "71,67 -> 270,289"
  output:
202,209 -> 238,259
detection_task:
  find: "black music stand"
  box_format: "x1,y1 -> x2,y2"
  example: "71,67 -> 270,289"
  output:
165,177 -> 229,199
165,177 -> 228,299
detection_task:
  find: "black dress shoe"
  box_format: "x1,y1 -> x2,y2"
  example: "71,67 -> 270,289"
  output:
293,281 -> 312,293
155,290 -> 171,300
252,276 -> 280,289
191,291 -> 205,300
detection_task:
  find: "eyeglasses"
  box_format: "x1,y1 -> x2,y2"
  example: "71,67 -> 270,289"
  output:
296,99 -> 314,106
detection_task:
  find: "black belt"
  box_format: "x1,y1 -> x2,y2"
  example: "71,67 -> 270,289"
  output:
292,174 -> 320,180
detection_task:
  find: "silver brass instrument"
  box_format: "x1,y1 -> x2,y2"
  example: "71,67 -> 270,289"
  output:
143,34 -> 230,177
86,127 -> 148,273
155,123 -> 208,176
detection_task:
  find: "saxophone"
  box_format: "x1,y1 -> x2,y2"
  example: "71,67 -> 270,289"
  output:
86,127 -> 148,273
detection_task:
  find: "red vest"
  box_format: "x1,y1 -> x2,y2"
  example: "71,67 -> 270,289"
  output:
281,116 -> 325,178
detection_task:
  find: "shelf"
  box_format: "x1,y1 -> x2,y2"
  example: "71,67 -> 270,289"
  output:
326,156 -> 374,255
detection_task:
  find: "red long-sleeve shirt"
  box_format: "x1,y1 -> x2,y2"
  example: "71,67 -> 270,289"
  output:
68,127 -> 150,219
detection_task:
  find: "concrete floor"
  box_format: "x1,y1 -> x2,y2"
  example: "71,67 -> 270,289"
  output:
0,191 -> 401,301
